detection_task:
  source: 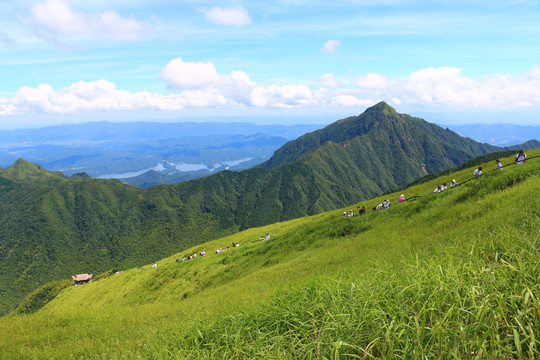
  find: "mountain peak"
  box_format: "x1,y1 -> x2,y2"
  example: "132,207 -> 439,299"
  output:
366,101 -> 397,115
1,158 -> 66,185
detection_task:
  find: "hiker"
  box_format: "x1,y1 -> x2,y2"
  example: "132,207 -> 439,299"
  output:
398,194 -> 405,203
152,263 -> 157,269
343,211 -> 347,218
359,206 -> 366,215
473,166 -> 483,177
450,179 -> 458,188
496,159 -> 503,170
514,150 -> 527,165
265,233 -> 271,240
376,203 -> 383,210
357,206 -> 362,215
441,183 -> 447,191
433,186 -> 441,193
383,200 -> 390,209
348,209 -> 354,217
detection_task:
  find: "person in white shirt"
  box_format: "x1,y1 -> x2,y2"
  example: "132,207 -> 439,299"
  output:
473,167 -> 483,177
514,150 -> 527,165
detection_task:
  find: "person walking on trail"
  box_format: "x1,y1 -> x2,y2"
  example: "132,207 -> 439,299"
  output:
514,150 -> 527,165
473,166 -> 483,177
450,179 -> 458,188
496,159 -> 503,170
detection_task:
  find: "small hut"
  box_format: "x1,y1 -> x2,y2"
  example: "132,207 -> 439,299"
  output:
72,273 -> 93,286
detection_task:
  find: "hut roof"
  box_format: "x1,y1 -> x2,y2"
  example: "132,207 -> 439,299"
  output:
72,273 -> 93,281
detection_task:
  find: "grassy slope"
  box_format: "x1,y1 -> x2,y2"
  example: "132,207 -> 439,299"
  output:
0,105 -> 506,316
0,149 -> 539,359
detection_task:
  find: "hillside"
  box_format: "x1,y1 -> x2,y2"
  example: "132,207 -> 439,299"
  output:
0,103 -> 515,315
1,149 -> 538,358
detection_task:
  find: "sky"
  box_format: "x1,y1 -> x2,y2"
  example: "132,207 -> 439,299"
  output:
1,0 -> 540,129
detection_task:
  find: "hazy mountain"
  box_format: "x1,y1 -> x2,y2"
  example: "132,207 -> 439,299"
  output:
445,123 -> 540,146
0,122 -> 323,176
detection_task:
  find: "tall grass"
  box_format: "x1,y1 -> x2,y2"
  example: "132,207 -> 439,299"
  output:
0,150 -> 538,359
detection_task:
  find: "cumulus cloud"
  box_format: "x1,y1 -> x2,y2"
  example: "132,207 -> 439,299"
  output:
160,58 -> 222,90
319,73 -> 342,88
2,64 -> 540,116
200,6 -> 252,27
320,40 -> 341,54
352,73 -> 391,90
26,0 -> 149,41
331,95 -> 373,107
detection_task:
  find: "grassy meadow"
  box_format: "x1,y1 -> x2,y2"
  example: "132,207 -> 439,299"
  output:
0,149 -> 539,359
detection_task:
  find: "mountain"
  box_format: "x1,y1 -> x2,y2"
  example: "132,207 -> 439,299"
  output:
2,148 -> 539,358
0,158 -> 67,186
261,102 -> 499,187
506,139 -> 540,151
0,102 -> 510,314
445,123 -> 540,146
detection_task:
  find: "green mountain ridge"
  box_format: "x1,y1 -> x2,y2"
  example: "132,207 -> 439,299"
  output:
261,102 -> 500,171
0,102 -> 518,315
2,147 -> 539,358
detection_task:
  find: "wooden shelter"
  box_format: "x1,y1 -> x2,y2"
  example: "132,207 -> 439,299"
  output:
72,273 -> 93,286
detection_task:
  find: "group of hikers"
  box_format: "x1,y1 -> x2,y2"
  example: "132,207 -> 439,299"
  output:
259,233 -> 275,241
343,150 -> 532,219
215,243 -> 240,254
176,251 -> 207,263
472,151 -> 527,178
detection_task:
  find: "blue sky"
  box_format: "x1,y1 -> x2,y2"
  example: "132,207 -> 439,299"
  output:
1,0 -> 539,129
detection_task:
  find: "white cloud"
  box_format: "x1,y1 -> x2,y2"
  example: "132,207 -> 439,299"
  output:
27,0 -> 148,41
320,40 -> 341,54
160,58 -> 222,90
3,64 -> 540,116
331,95 -> 373,107
352,73 -> 391,90
200,6 -> 252,27
319,73 -> 342,88
0,98 -> 16,115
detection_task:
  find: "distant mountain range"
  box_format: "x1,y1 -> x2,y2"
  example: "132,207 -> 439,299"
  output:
0,122 -> 323,180
445,123 -> 540,146
0,102 -> 537,315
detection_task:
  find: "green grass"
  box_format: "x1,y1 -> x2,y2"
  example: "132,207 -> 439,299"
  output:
0,149 -> 539,359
